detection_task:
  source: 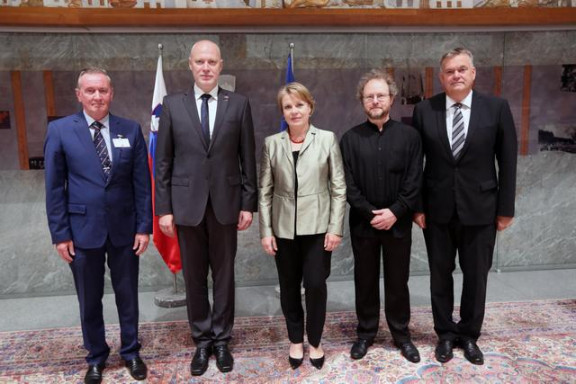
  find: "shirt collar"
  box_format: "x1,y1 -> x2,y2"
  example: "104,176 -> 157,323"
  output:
365,118 -> 393,132
194,84 -> 219,101
84,112 -> 110,129
446,90 -> 473,110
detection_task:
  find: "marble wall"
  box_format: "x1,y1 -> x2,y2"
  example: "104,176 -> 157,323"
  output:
0,31 -> 575,298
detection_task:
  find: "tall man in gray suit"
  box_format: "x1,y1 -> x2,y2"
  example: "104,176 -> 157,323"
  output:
154,40 -> 257,376
412,48 -> 517,365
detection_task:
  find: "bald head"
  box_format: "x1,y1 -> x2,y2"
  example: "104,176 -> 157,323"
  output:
189,40 -> 223,92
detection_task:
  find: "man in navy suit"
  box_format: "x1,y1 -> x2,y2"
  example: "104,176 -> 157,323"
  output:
155,40 -> 257,376
412,48 -> 517,365
44,68 -> 152,384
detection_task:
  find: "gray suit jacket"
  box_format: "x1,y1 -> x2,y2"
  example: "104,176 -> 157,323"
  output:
155,87 -> 257,226
259,125 -> 346,239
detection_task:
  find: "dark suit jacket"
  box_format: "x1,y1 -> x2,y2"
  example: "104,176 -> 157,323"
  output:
44,112 -> 152,248
412,91 -> 517,225
154,87 -> 257,226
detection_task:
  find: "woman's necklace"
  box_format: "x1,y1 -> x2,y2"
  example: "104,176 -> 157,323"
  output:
289,128 -> 308,144
289,135 -> 305,144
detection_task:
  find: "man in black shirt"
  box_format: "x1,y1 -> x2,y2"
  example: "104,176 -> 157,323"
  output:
340,69 -> 423,363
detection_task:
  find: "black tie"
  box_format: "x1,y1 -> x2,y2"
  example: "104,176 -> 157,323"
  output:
451,103 -> 465,158
91,121 -> 112,180
200,94 -> 211,145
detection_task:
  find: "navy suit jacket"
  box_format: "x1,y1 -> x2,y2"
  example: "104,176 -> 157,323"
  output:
154,87 -> 257,227
412,91 -> 518,225
45,112 -> 152,249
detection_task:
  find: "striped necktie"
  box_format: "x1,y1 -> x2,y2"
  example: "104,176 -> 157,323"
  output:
91,121 -> 112,180
451,103 -> 465,158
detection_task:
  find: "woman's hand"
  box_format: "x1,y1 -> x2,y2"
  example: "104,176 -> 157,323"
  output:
261,236 -> 278,256
324,233 -> 342,252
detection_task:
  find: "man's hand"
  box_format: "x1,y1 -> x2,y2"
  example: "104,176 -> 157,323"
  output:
370,208 -> 397,231
56,240 -> 75,263
496,216 -> 514,231
413,213 -> 426,229
261,236 -> 277,256
159,214 -> 176,237
133,233 -> 150,256
237,211 -> 253,231
324,233 -> 342,252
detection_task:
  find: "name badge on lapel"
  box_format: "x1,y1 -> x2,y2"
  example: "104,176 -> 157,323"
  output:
113,136 -> 131,148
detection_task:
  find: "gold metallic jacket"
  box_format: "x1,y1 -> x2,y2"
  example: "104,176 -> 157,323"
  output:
259,125 -> 346,240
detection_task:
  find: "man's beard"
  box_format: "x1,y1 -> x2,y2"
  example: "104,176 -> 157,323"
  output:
366,108 -> 388,120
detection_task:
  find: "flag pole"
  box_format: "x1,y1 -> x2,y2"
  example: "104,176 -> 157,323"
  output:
151,42 -> 186,308
289,42 -> 294,72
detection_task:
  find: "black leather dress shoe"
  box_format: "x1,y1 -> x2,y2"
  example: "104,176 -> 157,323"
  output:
124,356 -> 148,381
460,339 -> 484,365
84,363 -> 105,384
214,345 -> 234,373
350,339 -> 373,360
191,346 -> 212,376
395,341 -> 421,363
435,339 -> 454,363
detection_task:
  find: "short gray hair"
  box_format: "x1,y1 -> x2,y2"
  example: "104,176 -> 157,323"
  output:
356,69 -> 398,101
440,47 -> 475,69
76,68 -> 112,89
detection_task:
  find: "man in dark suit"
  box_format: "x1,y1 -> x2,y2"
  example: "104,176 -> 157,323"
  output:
412,48 -> 518,365
154,40 -> 257,376
340,69 -> 423,364
44,68 -> 152,384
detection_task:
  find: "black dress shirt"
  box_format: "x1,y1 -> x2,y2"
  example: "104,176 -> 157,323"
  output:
340,119 -> 423,238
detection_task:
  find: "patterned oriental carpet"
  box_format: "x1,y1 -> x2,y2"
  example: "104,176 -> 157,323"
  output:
1,299 -> 575,383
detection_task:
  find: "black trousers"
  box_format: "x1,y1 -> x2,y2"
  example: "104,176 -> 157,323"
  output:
351,231 -> 412,344
424,219 -> 496,342
275,234 -> 331,348
177,200 -> 238,348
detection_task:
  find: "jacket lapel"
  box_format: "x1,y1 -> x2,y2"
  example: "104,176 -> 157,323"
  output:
210,87 -> 229,152
434,94 -> 455,162
298,125 -> 316,157
72,112 -> 108,182
457,91 -> 480,160
280,130 -> 295,168
182,89 -> 208,150
108,114 -> 123,183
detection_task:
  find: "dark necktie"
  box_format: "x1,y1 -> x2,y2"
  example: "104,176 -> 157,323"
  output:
451,103 -> 465,158
200,94 -> 211,145
91,121 -> 112,180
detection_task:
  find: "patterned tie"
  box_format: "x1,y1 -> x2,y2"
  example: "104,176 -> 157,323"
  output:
200,94 -> 211,145
91,121 -> 112,180
451,103 -> 465,158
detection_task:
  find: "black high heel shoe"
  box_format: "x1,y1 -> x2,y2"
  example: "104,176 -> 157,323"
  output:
289,356 -> 303,369
310,355 -> 325,369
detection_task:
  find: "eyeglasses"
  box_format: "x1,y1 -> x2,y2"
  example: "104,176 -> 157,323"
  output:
362,94 -> 390,103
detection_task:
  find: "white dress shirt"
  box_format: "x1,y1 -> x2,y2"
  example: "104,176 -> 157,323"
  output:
445,91 -> 473,148
194,84 -> 218,138
85,112 -> 113,161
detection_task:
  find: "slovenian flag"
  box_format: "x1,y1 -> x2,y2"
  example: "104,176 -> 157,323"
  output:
280,51 -> 295,131
149,52 -> 182,274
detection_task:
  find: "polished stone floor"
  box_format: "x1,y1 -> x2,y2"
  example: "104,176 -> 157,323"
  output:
1,269 -> 575,332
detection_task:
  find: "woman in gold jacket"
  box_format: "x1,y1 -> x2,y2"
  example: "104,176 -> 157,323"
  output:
259,82 -> 346,370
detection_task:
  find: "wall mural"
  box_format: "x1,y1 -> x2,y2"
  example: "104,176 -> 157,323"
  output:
1,0 -> 574,9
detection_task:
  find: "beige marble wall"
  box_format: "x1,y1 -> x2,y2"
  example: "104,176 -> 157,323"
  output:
0,30 -> 574,298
